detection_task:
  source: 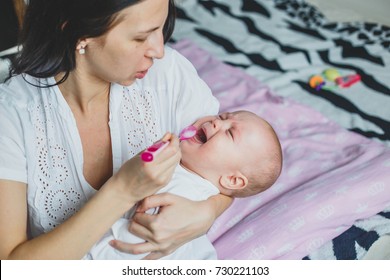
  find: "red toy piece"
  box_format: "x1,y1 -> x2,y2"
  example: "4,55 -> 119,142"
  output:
335,74 -> 361,88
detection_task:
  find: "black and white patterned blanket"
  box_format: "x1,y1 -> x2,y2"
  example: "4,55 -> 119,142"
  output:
171,0 -> 390,259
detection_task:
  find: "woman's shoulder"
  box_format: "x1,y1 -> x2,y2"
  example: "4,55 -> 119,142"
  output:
144,46 -> 198,85
0,75 -> 44,108
152,46 -> 195,72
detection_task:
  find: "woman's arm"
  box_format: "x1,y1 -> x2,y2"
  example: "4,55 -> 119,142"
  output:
110,193 -> 233,259
0,134 -> 181,260
0,178 -> 132,259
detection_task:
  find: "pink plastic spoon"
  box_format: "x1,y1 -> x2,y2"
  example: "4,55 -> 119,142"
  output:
141,125 -> 197,162
179,125 -> 197,141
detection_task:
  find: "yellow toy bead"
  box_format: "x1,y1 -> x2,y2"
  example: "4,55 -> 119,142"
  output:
323,68 -> 341,82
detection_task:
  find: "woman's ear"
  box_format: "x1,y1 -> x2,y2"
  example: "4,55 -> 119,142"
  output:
76,39 -> 88,54
219,172 -> 248,191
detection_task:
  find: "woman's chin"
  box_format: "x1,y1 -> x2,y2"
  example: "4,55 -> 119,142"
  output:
117,78 -> 136,87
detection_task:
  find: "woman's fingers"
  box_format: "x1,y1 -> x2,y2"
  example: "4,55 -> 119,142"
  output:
142,251 -> 166,260
147,133 -> 180,165
109,239 -> 155,255
110,239 -> 171,259
112,133 -> 181,203
128,212 -> 155,240
136,193 -> 174,213
138,134 -> 181,189
110,193 -> 216,259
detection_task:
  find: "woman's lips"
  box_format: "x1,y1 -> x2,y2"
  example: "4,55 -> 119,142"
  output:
135,70 -> 148,79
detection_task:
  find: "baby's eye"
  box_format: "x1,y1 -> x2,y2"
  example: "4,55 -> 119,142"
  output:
134,37 -> 147,43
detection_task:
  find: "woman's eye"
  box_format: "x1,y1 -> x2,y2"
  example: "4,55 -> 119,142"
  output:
135,38 -> 147,42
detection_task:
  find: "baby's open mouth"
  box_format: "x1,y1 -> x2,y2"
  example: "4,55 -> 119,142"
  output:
195,128 -> 207,143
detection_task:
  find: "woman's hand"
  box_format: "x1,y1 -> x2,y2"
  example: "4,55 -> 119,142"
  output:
109,193 -> 233,259
111,133 -> 181,206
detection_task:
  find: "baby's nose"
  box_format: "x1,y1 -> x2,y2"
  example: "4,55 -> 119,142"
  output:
212,118 -> 222,129
201,120 -> 219,138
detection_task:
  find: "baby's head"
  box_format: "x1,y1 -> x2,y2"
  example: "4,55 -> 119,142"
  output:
180,110 -> 282,198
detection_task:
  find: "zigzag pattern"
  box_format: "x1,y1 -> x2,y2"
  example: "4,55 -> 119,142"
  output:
172,0 -> 390,147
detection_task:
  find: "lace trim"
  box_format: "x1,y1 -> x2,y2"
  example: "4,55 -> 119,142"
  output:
28,86 -> 160,232
121,87 -> 159,156
30,102 -> 83,231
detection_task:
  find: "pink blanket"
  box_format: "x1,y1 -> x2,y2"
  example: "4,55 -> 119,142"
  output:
172,40 -> 390,259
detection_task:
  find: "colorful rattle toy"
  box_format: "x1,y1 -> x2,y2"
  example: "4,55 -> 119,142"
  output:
309,68 -> 361,91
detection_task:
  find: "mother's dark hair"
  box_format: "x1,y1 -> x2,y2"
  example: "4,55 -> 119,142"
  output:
11,0 -> 176,84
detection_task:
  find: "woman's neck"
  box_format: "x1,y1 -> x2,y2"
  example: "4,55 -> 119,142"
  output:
55,71 -> 110,115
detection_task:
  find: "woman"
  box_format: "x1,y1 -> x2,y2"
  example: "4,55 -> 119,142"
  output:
0,0 -> 232,259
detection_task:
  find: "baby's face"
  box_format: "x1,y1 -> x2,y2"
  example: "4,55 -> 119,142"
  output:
180,111 -> 273,181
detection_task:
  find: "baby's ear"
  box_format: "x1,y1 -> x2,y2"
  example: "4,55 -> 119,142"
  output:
219,172 -> 248,191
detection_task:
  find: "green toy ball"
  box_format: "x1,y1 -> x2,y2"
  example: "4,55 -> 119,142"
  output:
323,68 -> 341,82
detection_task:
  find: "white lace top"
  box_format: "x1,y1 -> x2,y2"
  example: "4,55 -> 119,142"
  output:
0,46 -> 219,238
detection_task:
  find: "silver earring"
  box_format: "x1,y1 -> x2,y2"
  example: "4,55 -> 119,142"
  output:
79,46 -> 85,55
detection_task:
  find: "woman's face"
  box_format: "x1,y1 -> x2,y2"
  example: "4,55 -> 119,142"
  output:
80,0 -> 169,86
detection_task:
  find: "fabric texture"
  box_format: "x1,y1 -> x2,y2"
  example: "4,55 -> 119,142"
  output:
172,0 -> 390,147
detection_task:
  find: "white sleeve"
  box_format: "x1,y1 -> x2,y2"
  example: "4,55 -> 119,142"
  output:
169,48 -> 220,130
0,95 -> 27,183
151,47 -> 220,134
86,218 -> 148,260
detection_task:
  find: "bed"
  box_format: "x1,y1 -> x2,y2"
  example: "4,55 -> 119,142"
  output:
169,0 -> 390,259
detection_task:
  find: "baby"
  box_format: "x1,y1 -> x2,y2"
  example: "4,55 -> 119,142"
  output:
85,110 -> 282,259
181,110 -> 282,198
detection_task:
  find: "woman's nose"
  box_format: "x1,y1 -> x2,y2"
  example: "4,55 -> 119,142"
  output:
145,31 -> 164,59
